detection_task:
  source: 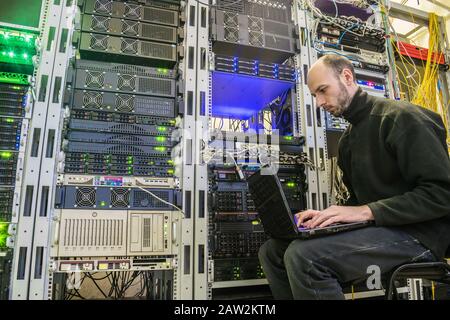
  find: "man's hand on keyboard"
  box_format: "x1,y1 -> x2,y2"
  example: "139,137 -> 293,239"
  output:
295,205 -> 374,229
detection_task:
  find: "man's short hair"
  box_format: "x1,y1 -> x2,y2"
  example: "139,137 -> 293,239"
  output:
320,54 -> 356,83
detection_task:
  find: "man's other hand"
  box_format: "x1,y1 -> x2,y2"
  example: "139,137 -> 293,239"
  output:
295,205 -> 374,228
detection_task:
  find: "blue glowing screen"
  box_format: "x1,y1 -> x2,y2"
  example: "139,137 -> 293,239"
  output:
211,71 -> 295,119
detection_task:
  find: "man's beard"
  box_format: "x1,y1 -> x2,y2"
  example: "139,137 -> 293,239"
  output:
331,82 -> 352,117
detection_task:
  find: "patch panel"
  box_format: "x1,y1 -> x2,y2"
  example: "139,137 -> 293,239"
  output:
66,131 -> 174,147
78,32 -> 178,68
55,186 -> 177,210
81,15 -> 178,44
317,20 -> 385,53
68,119 -> 174,136
81,0 -> 180,27
70,90 -> 176,116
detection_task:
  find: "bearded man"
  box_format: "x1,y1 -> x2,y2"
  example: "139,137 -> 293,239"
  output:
258,54 -> 450,299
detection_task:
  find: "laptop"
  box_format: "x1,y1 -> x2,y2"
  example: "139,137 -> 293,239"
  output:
246,168 -> 372,239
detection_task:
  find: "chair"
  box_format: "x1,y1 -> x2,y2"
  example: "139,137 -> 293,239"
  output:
386,247 -> 450,300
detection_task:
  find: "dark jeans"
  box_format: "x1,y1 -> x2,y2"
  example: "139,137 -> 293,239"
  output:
258,227 -> 436,300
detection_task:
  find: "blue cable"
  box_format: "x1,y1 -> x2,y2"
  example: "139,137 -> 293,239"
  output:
337,23 -> 359,45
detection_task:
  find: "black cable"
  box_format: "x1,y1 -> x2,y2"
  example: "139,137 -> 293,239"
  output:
86,273 -> 108,298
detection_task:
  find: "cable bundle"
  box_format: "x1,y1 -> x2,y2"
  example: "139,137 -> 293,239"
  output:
410,13 -> 449,150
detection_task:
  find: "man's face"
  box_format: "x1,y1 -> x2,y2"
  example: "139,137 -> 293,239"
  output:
307,63 -> 352,117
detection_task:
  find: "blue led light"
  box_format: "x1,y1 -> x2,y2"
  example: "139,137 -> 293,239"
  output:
212,71 -> 294,118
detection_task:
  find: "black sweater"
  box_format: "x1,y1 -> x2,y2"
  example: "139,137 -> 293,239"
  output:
338,88 -> 450,259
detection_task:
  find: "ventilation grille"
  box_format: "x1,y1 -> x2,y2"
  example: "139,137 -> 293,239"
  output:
264,35 -> 291,51
141,24 -> 175,42
111,188 -> 130,208
143,218 -> 152,247
94,0 -> 112,14
89,34 -> 108,50
223,12 -> 238,28
82,91 -> 103,109
264,20 -> 290,36
143,7 -> 177,26
266,6 -> 288,22
141,42 -> 174,59
138,78 -> 171,96
117,75 -> 136,91
90,15 -> 110,32
218,0 -> 244,13
133,190 -> 170,208
224,28 -> 239,42
121,38 -> 138,54
85,71 -> 104,89
115,94 -> 135,112
122,20 -> 139,36
249,30 -> 263,46
124,3 -> 141,19
244,1 -> 264,17
134,96 -> 174,117
75,187 -> 96,207
62,218 -> 124,246
248,16 -> 263,31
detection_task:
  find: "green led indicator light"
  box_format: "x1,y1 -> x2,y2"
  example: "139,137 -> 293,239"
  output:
6,118 -> 14,123
157,68 -> 169,75
155,146 -> 167,152
100,201 -> 107,206
286,182 -> 296,188
156,136 -> 166,142
0,222 -> 9,248
149,161 -> 155,165
284,136 -> 293,141
167,169 -> 174,174
1,151 -> 12,159
157,126 -> 167,132
167,160 -> 174,165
